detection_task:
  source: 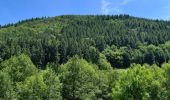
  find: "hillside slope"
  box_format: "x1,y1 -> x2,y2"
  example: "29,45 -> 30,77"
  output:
1,15 -> 170,68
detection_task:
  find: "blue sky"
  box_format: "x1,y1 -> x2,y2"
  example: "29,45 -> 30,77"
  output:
1,0 -> 170,25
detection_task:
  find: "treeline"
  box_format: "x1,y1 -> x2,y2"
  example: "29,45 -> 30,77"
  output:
1,15 -> 170,68
103,41 -> 170,68
0,54 -> 170,99
1,15 -> 170,99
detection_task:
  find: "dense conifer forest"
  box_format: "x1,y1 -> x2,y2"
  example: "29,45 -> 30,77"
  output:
1,15 -> 170,99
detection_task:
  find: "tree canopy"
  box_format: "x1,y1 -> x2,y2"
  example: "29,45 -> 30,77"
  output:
1,15 -> 170,99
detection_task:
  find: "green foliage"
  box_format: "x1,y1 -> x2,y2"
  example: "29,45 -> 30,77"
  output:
17,68 -> 62,100
0,54 -> 170,99
86,46 -> 100,64
1,15 -> 170,68
42,67 -> 62,100
0,54 -> 38,82
0,71 -> 15,99
96,70 -> 117,99
112,64 -> 165,100
17,74 -> 47,100
1,15 -> 170,99
97,53 -> 112,70
59,56 -> 99,100
162,62 -> 170,99
103,46 -> 124,68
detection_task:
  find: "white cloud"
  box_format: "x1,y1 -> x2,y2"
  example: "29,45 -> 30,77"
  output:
101,0 -> 134,15
101,0 -> 111,15
121,0 -> 133,6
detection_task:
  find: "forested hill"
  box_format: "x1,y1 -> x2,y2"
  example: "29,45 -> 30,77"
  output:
1,15 -> 170,68
2,15 -> 170,99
